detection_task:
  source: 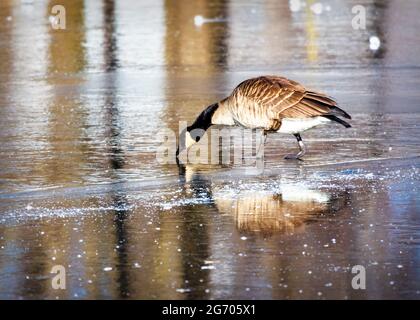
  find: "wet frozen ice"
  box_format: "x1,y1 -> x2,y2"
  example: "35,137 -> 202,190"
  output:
310,3 -> 324,15
289,0 -> 303,12
0,0 -> 419,300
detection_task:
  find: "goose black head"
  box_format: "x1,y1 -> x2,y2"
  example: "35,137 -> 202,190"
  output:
176,103 -> 219,160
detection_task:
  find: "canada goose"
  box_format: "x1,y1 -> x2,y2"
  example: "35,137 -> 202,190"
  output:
177,76 -> 351,160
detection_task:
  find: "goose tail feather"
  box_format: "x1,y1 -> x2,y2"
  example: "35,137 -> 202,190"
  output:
322,115 -> 351,128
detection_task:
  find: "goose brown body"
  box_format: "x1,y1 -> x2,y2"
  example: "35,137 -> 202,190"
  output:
213,75 -> 351,131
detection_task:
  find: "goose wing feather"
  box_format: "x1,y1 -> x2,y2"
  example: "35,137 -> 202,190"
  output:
232,76 -> 350,123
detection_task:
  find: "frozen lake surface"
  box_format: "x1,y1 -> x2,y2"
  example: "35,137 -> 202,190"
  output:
0,0 -> 419,299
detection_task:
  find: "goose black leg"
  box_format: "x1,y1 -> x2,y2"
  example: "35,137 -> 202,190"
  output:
284,133 -> 306,160
256,130 -> 267,159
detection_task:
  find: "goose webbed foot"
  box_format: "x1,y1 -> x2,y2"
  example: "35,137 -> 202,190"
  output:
284,153 -> 304,161
284,133 -> 306,161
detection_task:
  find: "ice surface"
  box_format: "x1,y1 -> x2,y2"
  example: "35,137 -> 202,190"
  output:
0,0 -> 419,300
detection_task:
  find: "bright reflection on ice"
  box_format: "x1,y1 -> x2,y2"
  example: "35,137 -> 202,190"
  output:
369,35 -> 381,51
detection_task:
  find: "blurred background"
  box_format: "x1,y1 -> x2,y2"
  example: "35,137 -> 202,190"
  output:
0,0 -> 419,299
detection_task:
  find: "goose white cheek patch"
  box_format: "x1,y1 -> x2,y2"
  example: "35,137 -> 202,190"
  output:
186,133 -> 197,149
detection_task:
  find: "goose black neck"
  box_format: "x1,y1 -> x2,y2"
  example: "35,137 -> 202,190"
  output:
188,103 -> 218,132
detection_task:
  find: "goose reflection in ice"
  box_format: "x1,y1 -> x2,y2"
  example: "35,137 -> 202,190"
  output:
177,164 -> 344,235
213,186 -> 335,235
